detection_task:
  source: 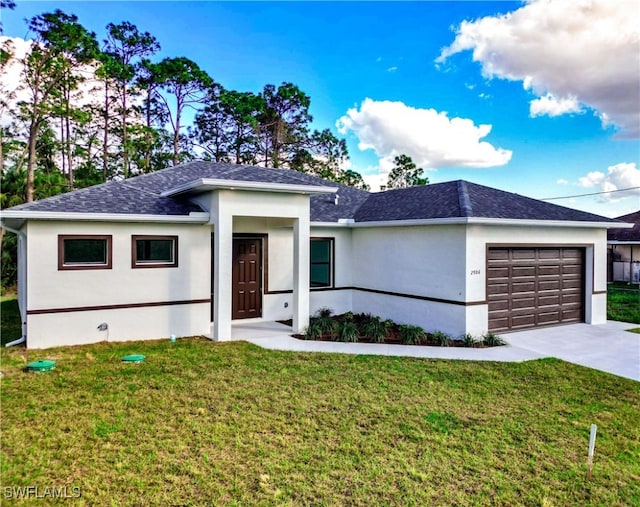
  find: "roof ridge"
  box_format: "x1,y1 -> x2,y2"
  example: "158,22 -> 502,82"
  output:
457,180 -> 473,217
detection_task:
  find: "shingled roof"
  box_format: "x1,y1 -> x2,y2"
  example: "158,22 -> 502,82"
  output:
2,161 -> 618,224
353,180 -> 619,223
608,211 -> 640,241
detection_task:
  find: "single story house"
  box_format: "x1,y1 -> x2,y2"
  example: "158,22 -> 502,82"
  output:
0,161 -> 628,349
607,210 -> 640,284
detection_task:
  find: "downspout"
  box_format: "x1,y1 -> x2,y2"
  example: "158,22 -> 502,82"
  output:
1,222 -> 27,347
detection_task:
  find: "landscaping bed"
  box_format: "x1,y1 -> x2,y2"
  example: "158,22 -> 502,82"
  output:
285,308 -> 505,347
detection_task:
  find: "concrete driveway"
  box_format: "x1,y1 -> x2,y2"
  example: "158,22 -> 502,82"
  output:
504,321 -> 640,381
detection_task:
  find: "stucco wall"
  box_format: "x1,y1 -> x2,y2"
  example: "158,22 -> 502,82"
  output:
25,220 -> 211,348
351,225 -> 467,301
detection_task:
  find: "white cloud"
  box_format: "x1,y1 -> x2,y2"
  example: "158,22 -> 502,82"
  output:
387,66 -> 398,72
556,178 -> 569,185
336,98 -> 512,176
530,93 -> 582,118
437,0 -> 640,136
577,162 -> 640,202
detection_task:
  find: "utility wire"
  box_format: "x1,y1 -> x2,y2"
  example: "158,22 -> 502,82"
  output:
541,186 -> 640,201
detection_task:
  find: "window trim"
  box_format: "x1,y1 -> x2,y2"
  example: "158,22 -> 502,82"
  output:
131,235 -> 179,269
58,235 -> 113,271
310,237 -> 335,289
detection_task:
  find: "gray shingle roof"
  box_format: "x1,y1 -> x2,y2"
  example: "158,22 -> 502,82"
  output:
608,211 -> 640,241
4,162 -> 618,224
354,180 -> 619,223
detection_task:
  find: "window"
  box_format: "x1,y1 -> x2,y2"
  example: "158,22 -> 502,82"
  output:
58,235 -> 112,270
310,238 -> 334,288
132,235 -> 178,268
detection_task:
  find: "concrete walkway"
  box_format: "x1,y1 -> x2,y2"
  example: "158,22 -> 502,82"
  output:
236,320 -> 640,381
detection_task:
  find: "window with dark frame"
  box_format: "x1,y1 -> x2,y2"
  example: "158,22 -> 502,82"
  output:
58,235 -> 112,270
310,238 -> 333,288
132,235 -> 178,268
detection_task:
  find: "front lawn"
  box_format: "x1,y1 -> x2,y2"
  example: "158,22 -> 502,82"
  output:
607,284 -> 640,324
1,339 -> 638,506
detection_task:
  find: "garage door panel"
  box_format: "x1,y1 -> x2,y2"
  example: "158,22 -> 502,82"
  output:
539,280 -> 561,291
563,279 -> 582,290
487,247 -> 584,332
537,311 -> 561,324
538,249 -> 561,260
488,283 -> 509,295
562,265 -> 582,275
488,266 -> 510,278
513,266 -> 536,277
512,297 -> 535,309
512,281 -> 536,293
539,265 -> 561,276
488,249 -> 509,261
512,249 -> 537,260
488,299 -> 509,311
562,248 -> 582,259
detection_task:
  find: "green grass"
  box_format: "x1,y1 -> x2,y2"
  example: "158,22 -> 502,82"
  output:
607,285 -> 640,324
626,328 -> 640,334
1,339 -> 639,506
1,296 -> 22,346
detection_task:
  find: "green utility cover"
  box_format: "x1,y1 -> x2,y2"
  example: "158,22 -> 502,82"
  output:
121,354 -> 145,363
26,359 -> 56,372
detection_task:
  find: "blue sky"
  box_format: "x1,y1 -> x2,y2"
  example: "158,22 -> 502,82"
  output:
2,1 -> 639,217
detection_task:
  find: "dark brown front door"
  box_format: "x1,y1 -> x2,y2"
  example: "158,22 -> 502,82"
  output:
232,238 -> 262,320
487,247 -> 584,332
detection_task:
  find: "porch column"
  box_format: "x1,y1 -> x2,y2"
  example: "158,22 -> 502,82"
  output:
213,201 -> 233,341
292,215 -> 310,333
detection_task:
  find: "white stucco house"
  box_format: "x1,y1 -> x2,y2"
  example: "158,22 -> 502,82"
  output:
0,161 -> 627,349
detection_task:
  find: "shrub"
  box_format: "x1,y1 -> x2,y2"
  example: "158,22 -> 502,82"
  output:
317,316 -> 338,339
305,319 -> 323,340
482,331 -> 505,347
432,330 -> 452,347
399,324 -> 426,345
336,321 -> 359,342
361,315 -> 387,343
316,307 -> 333,319
341,311 -> 355,322
460,333 -> 479,347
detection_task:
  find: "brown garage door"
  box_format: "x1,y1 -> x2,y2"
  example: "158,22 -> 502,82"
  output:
487,247 -> 584,332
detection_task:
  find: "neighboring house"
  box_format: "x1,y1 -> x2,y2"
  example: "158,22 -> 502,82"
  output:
0,161 -> 628,349
607,210 -> 640,284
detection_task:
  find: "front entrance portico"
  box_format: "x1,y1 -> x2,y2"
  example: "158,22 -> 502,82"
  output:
186,181 -> 335,341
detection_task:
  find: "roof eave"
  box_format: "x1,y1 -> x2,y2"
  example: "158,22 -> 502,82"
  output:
349,217 -> 627,228
161,178 -> 338,197
0,211 -> 210,223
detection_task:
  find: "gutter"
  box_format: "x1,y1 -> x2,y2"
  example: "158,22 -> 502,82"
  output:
0,210 -> 210,223
314,217 -> 634,229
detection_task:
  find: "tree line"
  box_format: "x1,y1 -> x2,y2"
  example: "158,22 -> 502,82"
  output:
0,6 -> 373,210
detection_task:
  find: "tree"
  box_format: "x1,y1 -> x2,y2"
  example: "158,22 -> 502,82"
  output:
152,57 -> 212,166
258,82 -> 311,168
291,128 -> 349,180
134,58 -> 169,173
20,10 -> 97,201
386,154 -> 429,189
339,169 -> 370,191
103,21 -> 159,177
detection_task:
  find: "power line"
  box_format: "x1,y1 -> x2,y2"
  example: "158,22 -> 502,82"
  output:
541,186 -> 640,201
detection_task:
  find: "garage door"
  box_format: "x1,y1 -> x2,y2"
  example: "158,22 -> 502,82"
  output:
487,247 -> 584,332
